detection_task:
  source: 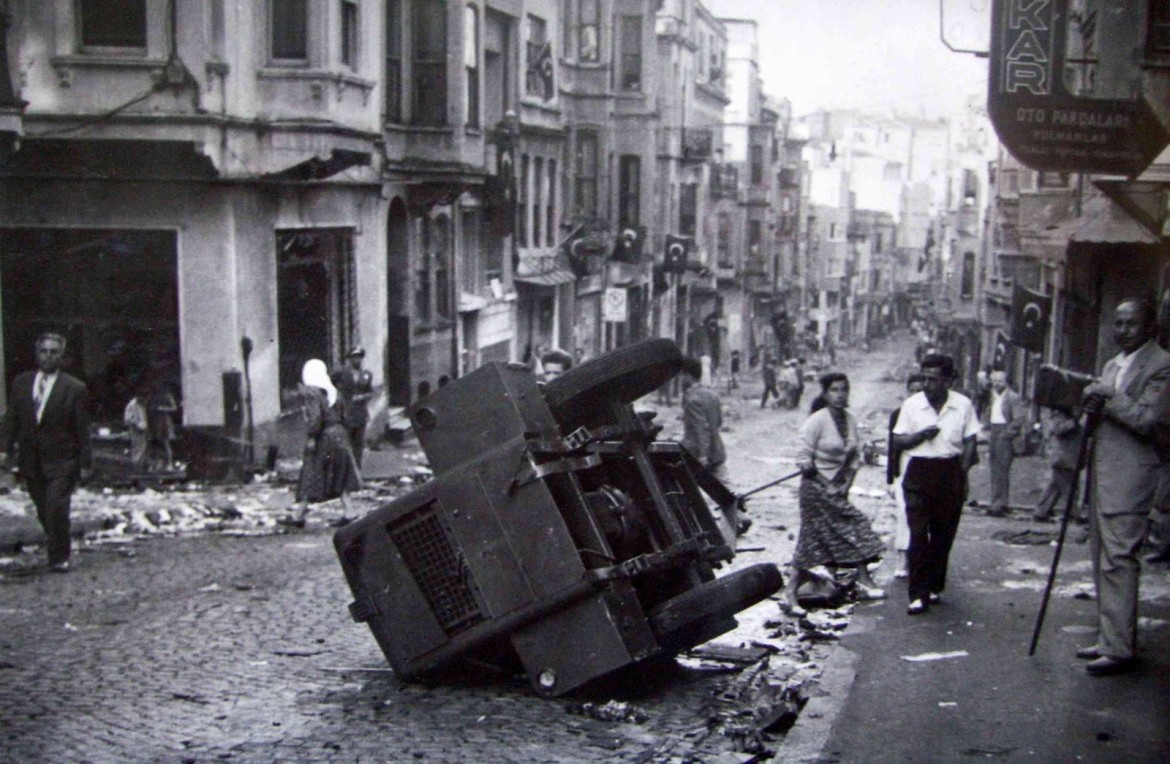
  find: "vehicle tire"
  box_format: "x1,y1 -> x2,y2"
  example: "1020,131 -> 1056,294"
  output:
647,563 -> 783,653
542,339 -> 684,430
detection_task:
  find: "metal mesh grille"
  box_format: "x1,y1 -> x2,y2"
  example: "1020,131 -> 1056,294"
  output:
389,506 -> 484,635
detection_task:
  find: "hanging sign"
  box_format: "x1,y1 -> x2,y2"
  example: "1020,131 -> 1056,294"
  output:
988,0 -> 1169,176
602,287 -> 628,322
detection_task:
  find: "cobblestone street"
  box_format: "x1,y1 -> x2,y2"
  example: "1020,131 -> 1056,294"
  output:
0,336 -> 978,763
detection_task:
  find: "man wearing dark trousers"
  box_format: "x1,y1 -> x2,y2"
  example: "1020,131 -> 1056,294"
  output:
1078,298 -> 1170,675
332,347 -> 373,469
892,354 -> 981,615
0,332 -> 92,572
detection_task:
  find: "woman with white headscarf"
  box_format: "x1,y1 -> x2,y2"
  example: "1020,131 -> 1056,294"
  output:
284,358 -> 361,526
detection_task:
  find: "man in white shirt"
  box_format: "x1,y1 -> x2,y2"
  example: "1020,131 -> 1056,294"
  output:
985,370 -> 1024,517
892,353 -> 981,615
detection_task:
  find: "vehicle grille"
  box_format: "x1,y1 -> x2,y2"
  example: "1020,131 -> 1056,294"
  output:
389,505 -> 485,636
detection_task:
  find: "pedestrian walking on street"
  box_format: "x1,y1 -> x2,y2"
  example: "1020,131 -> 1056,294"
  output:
792,358 -> 807,411
760,357 -> 781,409
680,357 -> 727,481
1077,298 -> 1170,675
985,370 -> 1024,516
784,372 -> 887,616
891,353 -> 981,615
146,381 -> 178,471
332,347 -> 373,469
1032,406 -> 1080,522
887,372 -> 927,578
0,332 -> 93,572
284,359 -> 361,527
123,388 -> 149,471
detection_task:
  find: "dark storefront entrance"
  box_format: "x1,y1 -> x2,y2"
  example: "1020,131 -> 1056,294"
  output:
276,228 -> 357,398
0,228 -> 179,424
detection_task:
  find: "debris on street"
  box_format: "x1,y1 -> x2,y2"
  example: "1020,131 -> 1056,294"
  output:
900,650 -> 970,663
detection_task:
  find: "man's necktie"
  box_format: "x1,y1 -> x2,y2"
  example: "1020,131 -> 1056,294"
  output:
33,375 -> 46,423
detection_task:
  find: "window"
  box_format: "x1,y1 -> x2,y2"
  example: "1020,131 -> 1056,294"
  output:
533,157 -> 544,245
619,17 -> 642,91
271,0 -> 308,61
679,183 -> 697,237
749,220 -> 762,255
547,159 -> 557,247
518,154 -> 529,247
618,155 -> 641,228
385,0 -> 402,122
465,6 -> 479,128
418,214 -> 453,322
578,0 -> 599,62
1038,171 -> 1071,189
574,131 -> 598,218
461,210 -> 481,293
483,10 -> 511,128
960,251 -> 976,299
717,212 -> 731,267
341,1 -> 359,69
413,0 -> 448,126
562,0 -> 574,55
750,144 -> 764,185
1150,0 -> 1170,57
525,15 -> 552,99
79,0 -> 146,50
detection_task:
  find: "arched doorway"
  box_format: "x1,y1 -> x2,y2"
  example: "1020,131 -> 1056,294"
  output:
386,198 -> 411,406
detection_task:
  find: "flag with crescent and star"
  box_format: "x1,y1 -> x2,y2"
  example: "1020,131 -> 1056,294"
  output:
993,330 -> 1011,370
663,234 -> 691,274
1010,284 -> 1052,353
609,225 -> 645,264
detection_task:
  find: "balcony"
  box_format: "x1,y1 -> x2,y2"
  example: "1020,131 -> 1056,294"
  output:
740,185 -> 769,206
681,128 -> 714,162
710,164 -> 738,199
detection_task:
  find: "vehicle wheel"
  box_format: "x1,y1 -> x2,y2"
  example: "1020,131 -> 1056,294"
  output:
647,563 -> 783,653
542,339 -> 684,430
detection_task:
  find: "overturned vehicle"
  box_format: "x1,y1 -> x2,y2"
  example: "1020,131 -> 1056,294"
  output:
334,340 -> 782,696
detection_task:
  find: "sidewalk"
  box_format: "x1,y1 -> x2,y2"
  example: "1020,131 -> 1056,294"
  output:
780,508 -> 1170,763
0,439 -> 427,556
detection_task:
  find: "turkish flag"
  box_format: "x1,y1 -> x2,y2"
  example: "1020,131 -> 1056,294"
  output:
1010,283 -> 1052,353
610,226 -> 645,264
993,330 -> 1011,370
663,235 -> 691,274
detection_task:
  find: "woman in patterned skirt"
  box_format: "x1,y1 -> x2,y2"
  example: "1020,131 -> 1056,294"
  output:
283,359 -> 362,527
783,372 -> 886,615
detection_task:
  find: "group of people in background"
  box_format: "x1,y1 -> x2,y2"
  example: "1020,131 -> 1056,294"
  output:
760,356 -> 806,410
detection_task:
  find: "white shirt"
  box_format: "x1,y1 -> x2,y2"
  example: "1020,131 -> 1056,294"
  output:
989,389 -> 1007,424
892,390 -> 981,460
33,370 -> 59,423
1110,340 -> 1151,392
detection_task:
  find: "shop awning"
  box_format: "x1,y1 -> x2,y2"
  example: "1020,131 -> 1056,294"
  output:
1054,192 -> 1161,245
514,251 -> 577,286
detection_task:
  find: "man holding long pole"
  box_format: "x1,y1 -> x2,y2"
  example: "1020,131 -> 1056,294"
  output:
1075,298 -> 1170,675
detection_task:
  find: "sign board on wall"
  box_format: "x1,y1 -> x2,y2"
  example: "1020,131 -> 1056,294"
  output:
602,288 -> 628,322
988,0 -> 1169,176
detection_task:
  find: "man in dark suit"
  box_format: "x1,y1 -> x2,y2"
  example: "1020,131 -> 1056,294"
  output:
332,347 -> 373,469
0,332 -> 92,572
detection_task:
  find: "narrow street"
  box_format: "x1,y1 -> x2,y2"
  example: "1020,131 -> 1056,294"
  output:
0,339 -> 910,763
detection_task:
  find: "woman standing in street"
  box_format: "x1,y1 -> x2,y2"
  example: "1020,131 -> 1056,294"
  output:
283,359 -> 361,527
784,372 -> 887,615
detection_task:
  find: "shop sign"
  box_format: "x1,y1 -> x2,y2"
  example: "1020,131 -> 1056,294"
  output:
602,287 -> 628,322
988,0 -> 1169,176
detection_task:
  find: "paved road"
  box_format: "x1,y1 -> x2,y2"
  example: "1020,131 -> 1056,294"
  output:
0,337 -> 914,763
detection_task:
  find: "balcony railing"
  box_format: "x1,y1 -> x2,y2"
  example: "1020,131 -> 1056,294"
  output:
681,128 -> 714,161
